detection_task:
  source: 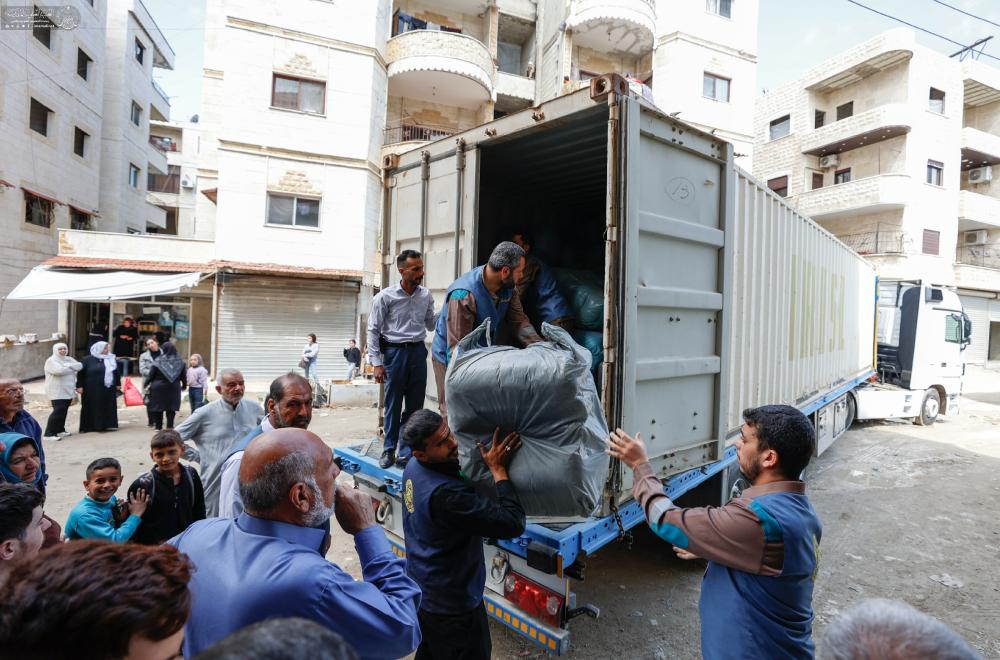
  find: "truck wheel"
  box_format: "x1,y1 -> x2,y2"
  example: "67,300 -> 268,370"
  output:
914,389 -> 940,426
844,393 -> 856,430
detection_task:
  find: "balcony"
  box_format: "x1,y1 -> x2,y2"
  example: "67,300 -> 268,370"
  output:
496,71 -> 535,101
802,104 -> 912,156
381,123 -> 457,159
963,59 -> 1000,108
149,134 -> 179,153
835,229 -> 911,256
803,29 -> 913,94
386,30 -> 495,109
793,173 -> 910,219
961,127 -> 1000,172
959,190 -> 1000,231
150,79 -> 170,122
955,247 -> 1000,291
566,0 -> 655,56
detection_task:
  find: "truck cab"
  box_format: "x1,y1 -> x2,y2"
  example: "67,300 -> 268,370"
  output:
856,280 -> 971,425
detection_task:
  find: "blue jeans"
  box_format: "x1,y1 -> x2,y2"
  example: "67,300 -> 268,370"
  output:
303,359 -> 317,380
189,387 -> 204,413
382,343 -> 427,458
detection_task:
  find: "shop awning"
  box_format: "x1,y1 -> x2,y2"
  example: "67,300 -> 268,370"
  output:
5,267 -> 204,302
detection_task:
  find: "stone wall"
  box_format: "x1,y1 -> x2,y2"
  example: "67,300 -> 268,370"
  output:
0,337 -> 65,382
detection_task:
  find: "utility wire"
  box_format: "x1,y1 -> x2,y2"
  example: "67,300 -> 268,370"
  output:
844,0 -> 1000,63
931,0 -> 1000,30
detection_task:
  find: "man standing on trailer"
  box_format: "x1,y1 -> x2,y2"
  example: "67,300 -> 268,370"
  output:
510,230 -> 574,333
431,241 -> 542,420
607,405 -> 822,660
367,250 -> 436,469
400,410 -> 526,660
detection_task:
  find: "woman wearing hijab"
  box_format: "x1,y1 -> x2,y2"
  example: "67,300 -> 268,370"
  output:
0,432 -> 62,547
145,342 -> 186,430
43,343 -> 83,441
76,341 -> 121,433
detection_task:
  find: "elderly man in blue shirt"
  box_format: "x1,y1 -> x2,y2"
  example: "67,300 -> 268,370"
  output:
367,249 -> 436,469
170,427 -> 422,659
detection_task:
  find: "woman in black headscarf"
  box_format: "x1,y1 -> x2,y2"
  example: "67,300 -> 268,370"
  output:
144,342 -> 187,430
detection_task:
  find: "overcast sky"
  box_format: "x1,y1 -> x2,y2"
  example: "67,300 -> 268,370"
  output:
144,0 -> 1000,122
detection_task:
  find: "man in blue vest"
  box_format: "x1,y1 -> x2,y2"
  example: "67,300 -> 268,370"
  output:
401,409 -> 526,660
510,230 -> 574,332
607,405 -> 822,660
431,242 -> 541,420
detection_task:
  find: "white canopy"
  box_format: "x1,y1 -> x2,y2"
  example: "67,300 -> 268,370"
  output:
5,267 -> 204,302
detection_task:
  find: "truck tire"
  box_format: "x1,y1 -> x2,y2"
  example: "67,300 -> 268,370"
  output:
844,393 -> 857,430
914,389 -> 940,426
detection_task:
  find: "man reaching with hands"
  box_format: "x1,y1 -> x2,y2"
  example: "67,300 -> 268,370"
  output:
401,410 -> 526,660
606,405 -> 822,660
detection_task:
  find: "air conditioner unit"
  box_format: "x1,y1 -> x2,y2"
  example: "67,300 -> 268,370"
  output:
964,229 -> 989,246
819,154 -> 840,168
180,175 -> 194,188
968,165 -> 993,184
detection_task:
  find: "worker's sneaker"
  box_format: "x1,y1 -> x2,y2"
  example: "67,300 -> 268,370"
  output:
378,449 -> 395,469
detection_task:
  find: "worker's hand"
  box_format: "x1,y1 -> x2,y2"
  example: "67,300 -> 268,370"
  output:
374,365 -> 386,384
334,487 -> 376,535
479,428 -> 521,482
76,388 -> 83,394
129,488 -> 150,517
606,429 -> 648,469
673,546 -> 700,561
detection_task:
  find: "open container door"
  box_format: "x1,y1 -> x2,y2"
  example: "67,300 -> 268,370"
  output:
612,94 -> 735,498
382,140 -> 479,409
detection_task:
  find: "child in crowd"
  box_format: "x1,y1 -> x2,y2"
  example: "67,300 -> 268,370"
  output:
64,457 -> 148,543
186,354 -> 209,413
128,430 -> 206,545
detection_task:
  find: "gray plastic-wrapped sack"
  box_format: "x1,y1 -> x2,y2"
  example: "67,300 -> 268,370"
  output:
446,319 -> 610,519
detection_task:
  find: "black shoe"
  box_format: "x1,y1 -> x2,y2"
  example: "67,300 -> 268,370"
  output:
379,449 -> 395,469
394,456 -> 409,469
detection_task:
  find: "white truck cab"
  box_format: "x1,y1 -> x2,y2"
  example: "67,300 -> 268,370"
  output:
854,280 -> 971,425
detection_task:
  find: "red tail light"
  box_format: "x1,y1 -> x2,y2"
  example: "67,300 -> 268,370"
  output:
502,571 -> 564,627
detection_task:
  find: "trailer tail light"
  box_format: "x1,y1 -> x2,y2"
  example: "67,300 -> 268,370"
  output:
502,572 -> 564,627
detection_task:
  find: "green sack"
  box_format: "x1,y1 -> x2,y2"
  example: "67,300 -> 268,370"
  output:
570,329 -> 603,372
553,269 -> 604,330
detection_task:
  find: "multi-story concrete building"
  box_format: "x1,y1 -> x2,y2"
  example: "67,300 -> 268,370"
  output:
753,29 -> 1000,364
148,119 -> 210,239
98,0 -> 175,234
0,1 -> 108,344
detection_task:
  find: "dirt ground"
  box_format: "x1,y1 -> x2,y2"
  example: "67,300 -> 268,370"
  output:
28,367 -> 1000,659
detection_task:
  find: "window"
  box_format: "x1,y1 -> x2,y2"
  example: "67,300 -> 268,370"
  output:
767,176 -> 788,197
814,110 -> 825,128
706,0 -> 732,18
267,193 -> 320,228
77,48 -> 92,80
812,172 -> 824,190
836,101 -> 853,121
130,101 -> 142,126
29,98 -> 51,136
834,168 -> 852,184
32,6 -> 53,48
944,314 -> 963,344
703,73 -> 730,102
24,192 -> 53,228
929,88 -> 945,114
129,163 -> 141,188
134,38 -> 145,64
922,229 -> 940,255
271,75 -> 326,114
70,208 -> 93,230
926,159 -> 943,186
769,115 -> 790,140
73,127 -> 88,157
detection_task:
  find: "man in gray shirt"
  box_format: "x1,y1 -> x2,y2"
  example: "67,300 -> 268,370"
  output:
367,250 -> 436,469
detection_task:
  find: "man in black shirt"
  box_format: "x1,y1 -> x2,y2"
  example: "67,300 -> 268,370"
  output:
343,339 -> 362,380
112,317 -> 139,358
401,409 -> 525,660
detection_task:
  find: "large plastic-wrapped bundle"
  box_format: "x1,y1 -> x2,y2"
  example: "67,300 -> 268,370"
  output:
570,329 -> 603,373
446,320 -> 610,518
552,268 -> 604,330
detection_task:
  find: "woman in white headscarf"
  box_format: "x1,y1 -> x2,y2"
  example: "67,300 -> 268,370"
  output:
76,341 -> 121,433
43,342 -> 82,440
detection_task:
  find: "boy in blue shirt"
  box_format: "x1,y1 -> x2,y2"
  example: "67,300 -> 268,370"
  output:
65,457 -> 149,543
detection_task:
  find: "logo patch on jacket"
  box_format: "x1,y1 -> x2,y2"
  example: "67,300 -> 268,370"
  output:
404,479 -> 414,513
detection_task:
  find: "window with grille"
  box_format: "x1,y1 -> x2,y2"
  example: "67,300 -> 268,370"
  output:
271,75 -> 326,115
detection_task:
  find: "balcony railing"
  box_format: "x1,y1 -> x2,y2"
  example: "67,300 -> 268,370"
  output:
836,230 -> 911,255
383,123 -> 456,146
147,171 -> 179,194
957,245 -> 1000,269
149,135 -> 178,153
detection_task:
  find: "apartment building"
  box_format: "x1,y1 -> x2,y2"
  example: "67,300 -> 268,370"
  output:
148,119 -> 211,239
754,29 -> 1000,364
98,0 -> 175,234
0,1 -> 108,342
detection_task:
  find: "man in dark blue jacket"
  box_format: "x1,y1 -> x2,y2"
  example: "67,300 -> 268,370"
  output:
511,230 -> 574,332
608,405 -> 822,660
401,409 -> 526,660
